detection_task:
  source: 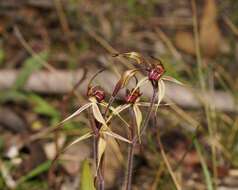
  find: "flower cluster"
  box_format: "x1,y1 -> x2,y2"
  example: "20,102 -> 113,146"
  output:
48,52 -> 182,190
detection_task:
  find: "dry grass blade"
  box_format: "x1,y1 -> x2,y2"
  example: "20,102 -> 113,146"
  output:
158,135 -> 182,190
133,104 -> 142,143
13,26 -> 56,73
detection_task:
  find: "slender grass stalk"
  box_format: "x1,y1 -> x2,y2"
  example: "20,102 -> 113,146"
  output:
174,126 -> 199,171
152,100 -> 181,190
157,133 -> 182,190
191,0 -> 216,187
194,138 -> 213,190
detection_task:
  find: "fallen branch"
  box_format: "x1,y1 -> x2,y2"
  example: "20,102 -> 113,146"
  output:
0,69 -> 236,112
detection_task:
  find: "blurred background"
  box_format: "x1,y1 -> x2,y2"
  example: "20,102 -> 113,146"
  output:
0,0 -> 238,189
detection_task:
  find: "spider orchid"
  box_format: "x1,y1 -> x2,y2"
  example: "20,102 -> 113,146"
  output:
49,70 -> 131,184
113,52 -> 183,111
106,87 -> 143,143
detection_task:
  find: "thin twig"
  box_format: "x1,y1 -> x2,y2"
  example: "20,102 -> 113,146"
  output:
54,0 -> 78,62
13,26 -> 56,72
88,106 -> 104,190
223,15 -> 238,37
83,26 -> 133,69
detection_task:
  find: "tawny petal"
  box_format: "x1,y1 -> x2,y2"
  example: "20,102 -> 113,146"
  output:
107,138 -> 124,163
137,102 -> 171,107
162,76 -> 184,85
156,80 -> 166,112
97,137 -> 107,169
103,130 -> 131,144
60,103 -> 92,124
123,52 -> 144,65
133,104 -> 143,143
92,103 -> 107,126
100,103 -> 130,127
106,104 -> 131,121
112,69 -> 139,97
62,132 -> 92,153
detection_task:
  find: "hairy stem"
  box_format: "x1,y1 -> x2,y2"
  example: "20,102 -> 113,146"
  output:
89,109 -> 104,190
134,86 -> 157,142
124,86 -> 157,190
125,108 -> 136,190
125,143 -> 135,190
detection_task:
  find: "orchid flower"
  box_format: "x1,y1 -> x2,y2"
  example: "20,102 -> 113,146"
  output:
113,52 -> 183,112
50,71 -> 131,177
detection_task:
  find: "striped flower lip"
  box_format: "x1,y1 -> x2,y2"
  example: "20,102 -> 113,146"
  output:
125,88 -> 142,104
87,86 -> 105,102
148,64 -> 165,82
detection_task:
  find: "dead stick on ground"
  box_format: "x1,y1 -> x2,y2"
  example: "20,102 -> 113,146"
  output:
0,69 -> 236,113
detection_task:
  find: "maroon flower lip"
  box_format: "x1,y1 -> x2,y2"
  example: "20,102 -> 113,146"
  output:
93,90 -> 105,102
87,86 -> 106,102
148,65 -> 165,81
125,89 -> 142,104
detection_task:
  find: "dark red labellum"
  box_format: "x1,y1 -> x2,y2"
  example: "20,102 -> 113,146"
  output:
87,86 -> 105,102
93,90 -> 105,102
125,89 -> 142,104
148,65 -> 165,81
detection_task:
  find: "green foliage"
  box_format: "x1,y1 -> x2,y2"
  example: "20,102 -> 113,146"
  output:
80,160 -> 95,190
194,139 -> 213,190
16,180 -> 48,190
0,51 -> 49,103
126,0 -> 156,17
17,160 -> 52,185
0,49 -> 5,65
14,51 -> 48,90
29,94 -> 59,118
0,91 -> 28,103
